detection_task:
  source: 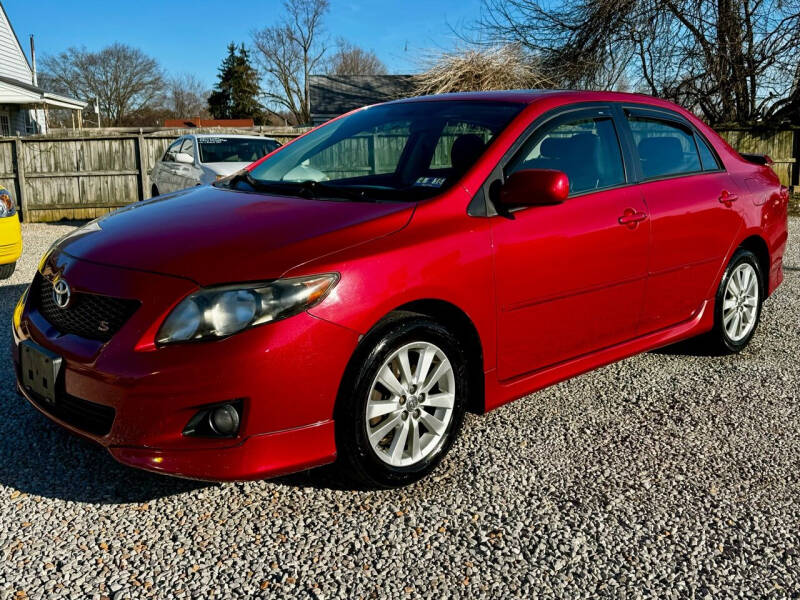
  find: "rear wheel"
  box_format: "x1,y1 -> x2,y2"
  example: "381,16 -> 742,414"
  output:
335,314 -> 468,488
0,262 -> 15,279
707,248 -> 763,353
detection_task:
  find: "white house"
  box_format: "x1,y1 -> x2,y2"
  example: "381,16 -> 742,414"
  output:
0,2 -> 85,135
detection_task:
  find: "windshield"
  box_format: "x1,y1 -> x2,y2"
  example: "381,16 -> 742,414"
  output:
243,101 -> 524,202
199,137 -> 279,163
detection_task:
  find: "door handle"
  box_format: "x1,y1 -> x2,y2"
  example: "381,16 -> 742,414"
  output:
618,208 -> 648,227
719,190 -> 738,206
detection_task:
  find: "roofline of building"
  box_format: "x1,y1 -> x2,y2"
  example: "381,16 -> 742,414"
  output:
0,1 -> 32,72
0,75 -> 87,109
42,92 -> 88,109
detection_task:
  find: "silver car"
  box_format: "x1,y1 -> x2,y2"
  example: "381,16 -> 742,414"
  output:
149,134 -> 280,196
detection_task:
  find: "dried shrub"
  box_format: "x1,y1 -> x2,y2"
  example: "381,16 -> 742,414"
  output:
413,45 -> 554,96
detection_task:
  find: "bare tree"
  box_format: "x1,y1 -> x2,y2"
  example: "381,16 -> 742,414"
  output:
166,73 -> 209,118
40,43 -> 165,125
328,39 -> 387,76
252,0 -> 329,124
414,45 -> 553,95
476,0 -> 800,124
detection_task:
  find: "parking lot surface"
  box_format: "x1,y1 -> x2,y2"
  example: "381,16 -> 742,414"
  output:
1,219 -> 798,599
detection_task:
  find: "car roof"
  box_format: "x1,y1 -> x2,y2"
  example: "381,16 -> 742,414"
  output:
390,89 -> 680,108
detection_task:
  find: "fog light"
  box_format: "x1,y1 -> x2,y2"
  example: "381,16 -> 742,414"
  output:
209,404 -> 240,436
183,400 -> 243,438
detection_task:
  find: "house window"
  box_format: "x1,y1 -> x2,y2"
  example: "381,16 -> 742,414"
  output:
24,111 -> 35,134
0,112 -> 10,137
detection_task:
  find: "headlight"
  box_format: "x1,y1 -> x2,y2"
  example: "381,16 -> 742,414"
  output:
156,274 -> 338,345
0,188 -> 16,218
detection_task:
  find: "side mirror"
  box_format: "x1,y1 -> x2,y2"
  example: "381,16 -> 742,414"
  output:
175,152 -> 194,165
498,169 -> 569,207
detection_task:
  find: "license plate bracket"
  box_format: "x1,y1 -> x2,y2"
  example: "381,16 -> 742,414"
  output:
20,340 -> 63,404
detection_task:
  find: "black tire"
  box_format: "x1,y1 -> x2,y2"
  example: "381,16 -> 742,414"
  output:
0,262 -> 15,279
706,248 -> 764,354
335,313 -> 469,488
151,185 -> 159,198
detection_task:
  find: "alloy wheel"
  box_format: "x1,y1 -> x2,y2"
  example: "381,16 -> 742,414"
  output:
365,341 -> 456,467
722,262 -> 759,342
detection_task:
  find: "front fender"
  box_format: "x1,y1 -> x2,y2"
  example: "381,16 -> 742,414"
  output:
290,206 -> 498,373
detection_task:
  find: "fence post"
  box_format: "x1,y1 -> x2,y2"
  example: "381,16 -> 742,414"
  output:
136,132 -> 147,201
13,137 -> 26,220
367,133 -> 377,173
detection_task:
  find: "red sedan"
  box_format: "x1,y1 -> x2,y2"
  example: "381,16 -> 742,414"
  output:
12,91 -> 789,487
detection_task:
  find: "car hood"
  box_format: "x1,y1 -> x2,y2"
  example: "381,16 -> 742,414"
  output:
54,186 -> 414,285
203,162 -> 251,176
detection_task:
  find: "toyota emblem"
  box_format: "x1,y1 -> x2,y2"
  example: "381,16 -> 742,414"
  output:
53,278 -> 71,309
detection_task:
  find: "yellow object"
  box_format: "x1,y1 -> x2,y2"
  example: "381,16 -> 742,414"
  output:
0,212 -> 22,265
0,183 -> 21,268
12,285 -> 26,330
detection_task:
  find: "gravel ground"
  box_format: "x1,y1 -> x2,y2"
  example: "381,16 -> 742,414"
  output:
1,219 -> 799,599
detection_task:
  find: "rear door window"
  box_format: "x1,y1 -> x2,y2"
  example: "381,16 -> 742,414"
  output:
628,117 -> 702,179
696,135 -> 722,171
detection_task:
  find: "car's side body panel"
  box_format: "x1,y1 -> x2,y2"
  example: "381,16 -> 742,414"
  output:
636,171 -> 743,334
491,186 -> 650,380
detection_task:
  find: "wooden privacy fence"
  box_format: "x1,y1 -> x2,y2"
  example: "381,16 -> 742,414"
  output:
2,129 -> 304,222
716,127 -> 798,189
1,125 -> 797,223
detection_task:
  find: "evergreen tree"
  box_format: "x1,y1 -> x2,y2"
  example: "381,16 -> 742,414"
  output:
208,43 -> 264,123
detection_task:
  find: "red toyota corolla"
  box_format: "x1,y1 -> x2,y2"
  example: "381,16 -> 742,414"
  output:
12,91 -> 788,487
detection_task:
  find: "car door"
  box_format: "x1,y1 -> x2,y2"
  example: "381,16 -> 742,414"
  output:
620,107 -> 742,334
154,138 -> 184,193
490,106 -> 649,381
174,137 -> 202,189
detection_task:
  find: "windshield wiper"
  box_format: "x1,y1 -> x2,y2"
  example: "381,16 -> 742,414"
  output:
222,170 -> 274,192
220,172 -> 378,202
293,180 -> 376,203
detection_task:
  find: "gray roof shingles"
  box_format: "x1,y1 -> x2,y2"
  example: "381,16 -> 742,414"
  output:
309,75 -> 417,122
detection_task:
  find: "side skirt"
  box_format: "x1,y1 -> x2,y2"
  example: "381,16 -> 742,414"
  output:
483,299 -> 715,413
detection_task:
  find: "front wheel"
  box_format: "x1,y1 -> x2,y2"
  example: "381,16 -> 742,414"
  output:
707,248 -> 763,353
335,314 -> 468,488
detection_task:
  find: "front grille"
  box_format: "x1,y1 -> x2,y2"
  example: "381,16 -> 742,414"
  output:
28,388 -> 115,436
35,274 -> 140,342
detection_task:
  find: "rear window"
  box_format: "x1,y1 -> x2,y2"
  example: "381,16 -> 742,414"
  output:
629,117 -> 702,179
198,137 -> 279,164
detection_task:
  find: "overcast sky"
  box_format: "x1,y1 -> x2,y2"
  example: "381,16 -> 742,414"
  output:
6,0 -> 483,88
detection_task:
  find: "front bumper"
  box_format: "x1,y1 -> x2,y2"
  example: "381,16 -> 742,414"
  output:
13,252 -> 360,480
